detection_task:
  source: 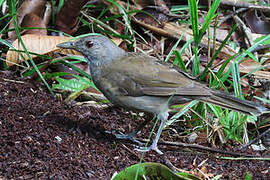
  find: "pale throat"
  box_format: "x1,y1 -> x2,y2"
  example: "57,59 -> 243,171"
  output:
86,46 -> 126,67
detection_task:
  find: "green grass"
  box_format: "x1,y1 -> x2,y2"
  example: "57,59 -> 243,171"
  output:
189,0 -> 221,76
6,0 -> 54,95
172,0 -> 269,143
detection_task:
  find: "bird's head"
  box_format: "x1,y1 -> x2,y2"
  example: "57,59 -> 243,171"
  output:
57,35 -> 125,65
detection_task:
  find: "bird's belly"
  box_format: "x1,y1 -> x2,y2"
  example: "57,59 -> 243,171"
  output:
115,96 -> 170,114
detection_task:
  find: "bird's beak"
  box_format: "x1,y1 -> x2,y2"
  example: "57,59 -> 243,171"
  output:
57,41 -> 75,49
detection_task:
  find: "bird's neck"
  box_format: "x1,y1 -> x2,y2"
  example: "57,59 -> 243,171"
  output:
87,47 -> 126,77
88,48 -> 126,67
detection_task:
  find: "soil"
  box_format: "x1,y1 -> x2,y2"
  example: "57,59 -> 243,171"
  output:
0,71 -> 269,180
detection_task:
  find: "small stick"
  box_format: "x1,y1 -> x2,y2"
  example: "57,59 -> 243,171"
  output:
239,128 -> 270,150
157,140 -> 258,157
2,78 -> 25,84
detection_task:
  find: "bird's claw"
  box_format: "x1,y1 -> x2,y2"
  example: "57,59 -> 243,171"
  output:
135,144 -> 163,155
115,133 -> 143,145
105,130 -> 143,145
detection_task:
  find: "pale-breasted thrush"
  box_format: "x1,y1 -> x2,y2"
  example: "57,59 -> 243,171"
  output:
57,35 -> 267,154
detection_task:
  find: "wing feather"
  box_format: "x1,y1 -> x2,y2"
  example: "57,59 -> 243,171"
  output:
101,53 -> 211,97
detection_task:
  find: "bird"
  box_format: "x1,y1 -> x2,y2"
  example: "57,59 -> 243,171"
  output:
57,35 -> 268,154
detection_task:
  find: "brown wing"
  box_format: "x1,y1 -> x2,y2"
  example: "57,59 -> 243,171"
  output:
101,53 -> 211,97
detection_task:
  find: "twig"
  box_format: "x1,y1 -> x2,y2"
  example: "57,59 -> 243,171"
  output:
233,15 -> 253,47
161,157 -> 180,173
120,143 -> 143,161
220,0 -> 270,13
218,156 -> 270,160
250,44 -> 270,54
2,78 -> 25,84
157,140 -> 258,157
239,128 -> 270,150
218,8 -> 247,26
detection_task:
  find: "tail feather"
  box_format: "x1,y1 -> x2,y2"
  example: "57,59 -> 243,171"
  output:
202,91 -> 268,116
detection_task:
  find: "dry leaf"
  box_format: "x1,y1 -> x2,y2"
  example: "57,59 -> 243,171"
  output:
133,19 -> 236,60
199,166 -> 214,178
55,0 -> 88,35
110,37 -> 123,46
214,59 -> 270,80
8,0 -> 47,39
20,13 -> 47,35
6,34 -> 82,66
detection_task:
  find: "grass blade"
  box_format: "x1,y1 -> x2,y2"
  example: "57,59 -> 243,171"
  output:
230,61 -> 242,98
8,0 -> 54,96
200,24 -> 237,80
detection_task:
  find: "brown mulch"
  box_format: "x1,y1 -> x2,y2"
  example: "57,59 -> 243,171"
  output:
0,71 -> 269,179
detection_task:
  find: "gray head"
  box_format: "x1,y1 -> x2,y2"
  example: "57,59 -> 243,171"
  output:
57,35 -> 126,65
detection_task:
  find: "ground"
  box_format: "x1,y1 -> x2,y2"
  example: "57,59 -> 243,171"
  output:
0,71 -> 269,179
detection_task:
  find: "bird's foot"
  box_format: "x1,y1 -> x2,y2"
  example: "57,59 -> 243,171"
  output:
115,133 -> 143,145
106,131 -> 143,145
135,144 -> 163,155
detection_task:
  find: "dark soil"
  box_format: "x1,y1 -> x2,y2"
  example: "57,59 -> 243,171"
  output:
0,71 -> 269,179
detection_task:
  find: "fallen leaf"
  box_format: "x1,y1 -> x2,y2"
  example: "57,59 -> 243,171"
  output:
6,34 -> 82,66
8,0 -> 47,39
20,13 -> 47,35
55,0 -> 89,34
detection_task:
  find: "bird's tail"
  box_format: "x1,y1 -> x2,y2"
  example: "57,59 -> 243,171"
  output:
201,91 -> 268,116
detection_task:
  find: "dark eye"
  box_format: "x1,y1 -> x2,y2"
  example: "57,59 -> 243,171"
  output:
85,41 -> 94,48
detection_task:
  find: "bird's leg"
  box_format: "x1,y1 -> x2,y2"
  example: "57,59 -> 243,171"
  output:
135,112 -> 169,155
113,113 -> 154,145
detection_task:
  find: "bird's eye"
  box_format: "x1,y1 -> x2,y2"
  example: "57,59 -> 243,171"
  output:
85,41 -> 94,48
